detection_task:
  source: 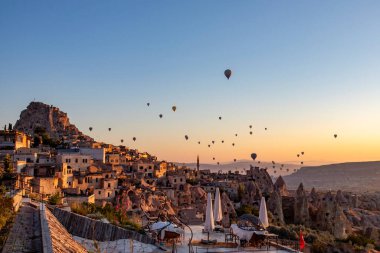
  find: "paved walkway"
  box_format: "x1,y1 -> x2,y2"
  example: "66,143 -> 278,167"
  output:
2,204 -> 42,253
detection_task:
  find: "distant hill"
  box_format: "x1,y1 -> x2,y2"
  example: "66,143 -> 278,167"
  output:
178,160 -> 301,177
283,161 -> 380,192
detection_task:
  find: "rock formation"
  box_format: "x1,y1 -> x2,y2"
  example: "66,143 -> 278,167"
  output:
274,176 -> 288,196
268,190 -> 284,224
248,166 -> 275,194
14,101 -> 93,144
240,181 -> 262,206
314,191 -> 351,239
221,192 -> 237,227
294,183 -> 310,225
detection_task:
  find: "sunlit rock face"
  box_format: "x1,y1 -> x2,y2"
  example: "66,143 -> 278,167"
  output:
14,101 -> 93,143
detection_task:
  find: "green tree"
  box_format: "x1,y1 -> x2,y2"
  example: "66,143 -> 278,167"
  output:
3,155 -> 13,174
48,193 -> 62,205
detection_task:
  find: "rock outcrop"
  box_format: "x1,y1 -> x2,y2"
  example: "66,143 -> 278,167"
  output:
294,183 -> 310,225
248,166 -> 274,194
274,176 -> 288,196
240,181 -> 262,206
314,191 -> 351,239
268,190 -> 284,224
14,101 -> 93,144
221,192 -> 237,227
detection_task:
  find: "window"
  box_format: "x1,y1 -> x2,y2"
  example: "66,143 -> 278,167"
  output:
75,158 -> 78,163
98,191 -> 101,195
108,183 -> 111,188
108,192 -> 110,197
96,178 -> 98,182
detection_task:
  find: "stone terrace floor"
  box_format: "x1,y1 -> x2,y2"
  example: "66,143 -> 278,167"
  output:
2,204 -> 42,253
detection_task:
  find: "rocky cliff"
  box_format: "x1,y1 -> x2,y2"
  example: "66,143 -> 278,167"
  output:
14,101 -> 93,144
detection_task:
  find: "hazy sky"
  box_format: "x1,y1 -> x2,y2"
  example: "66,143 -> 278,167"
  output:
1,1 -> 380,164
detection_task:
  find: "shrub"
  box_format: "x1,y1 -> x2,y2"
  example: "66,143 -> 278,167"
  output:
236,204 -> 259,217
48,193 -> 61,205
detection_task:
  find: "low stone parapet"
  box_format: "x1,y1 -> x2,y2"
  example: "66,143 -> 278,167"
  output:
52,207 -> 156,245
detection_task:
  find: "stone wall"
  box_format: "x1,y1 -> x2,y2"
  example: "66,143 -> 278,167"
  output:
52,208 -> 155,244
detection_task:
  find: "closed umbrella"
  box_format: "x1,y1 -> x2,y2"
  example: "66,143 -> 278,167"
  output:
214,188 -> 223,222
259,197 -> 269,228
204,193 -> 215,232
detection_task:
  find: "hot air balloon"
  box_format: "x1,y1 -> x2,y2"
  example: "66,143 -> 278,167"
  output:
301,161 -> 304,165
251,153 -> 257,160
224,69 -> 232,79
208,145 -> 211,148
219,116 -> 222,120
249,131 -> 252,135
301,152 -> 304,155
221,140 -> 224,143
159,114 -> 163,118
265,128 -> 267,131
217,162 -> 220,165
213,157 -> 215,160
108,128 -> 111,131
185,135 -> 189,140
198,141 -> 201,144
121,139 -> 124,143
232,143 -> 235,146
235,134 -> 238,137
133,137 -> 136,141
234,159 -> 236,162
212,141 -> 215,144
334,134 -> 337,138
147,103 -> 150,107
89,127 -> 93,131
258,161 -> 261,164
272,161 -> 275,164
297,154 -> 300,157
172,106 -> 176,112
249,125 -> 252,129
274,170 -> 277,174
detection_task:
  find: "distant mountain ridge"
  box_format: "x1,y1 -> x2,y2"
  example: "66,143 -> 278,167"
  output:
283,161 -> 380,192
178,160 -> 300,177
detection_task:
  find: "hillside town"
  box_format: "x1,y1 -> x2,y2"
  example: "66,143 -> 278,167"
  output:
1,102 -> 380,253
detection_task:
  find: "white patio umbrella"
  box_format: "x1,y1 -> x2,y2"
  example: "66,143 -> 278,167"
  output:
204,192 -> 215,232
213,188 -> 223,222
259,196 -> 269,228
